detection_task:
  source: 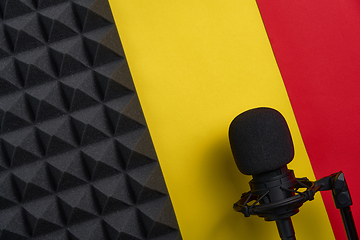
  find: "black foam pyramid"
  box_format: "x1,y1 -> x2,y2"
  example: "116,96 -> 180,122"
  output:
0,0 -> 33,20
37,3 -> 78,42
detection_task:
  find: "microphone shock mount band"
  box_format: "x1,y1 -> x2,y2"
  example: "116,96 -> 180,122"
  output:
233,167 -> 318,221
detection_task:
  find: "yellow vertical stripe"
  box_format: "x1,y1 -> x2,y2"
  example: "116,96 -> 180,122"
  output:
109,0 -> 334,239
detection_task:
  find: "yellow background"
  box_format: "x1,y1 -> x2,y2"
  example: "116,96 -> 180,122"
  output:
109,0 -> 335,239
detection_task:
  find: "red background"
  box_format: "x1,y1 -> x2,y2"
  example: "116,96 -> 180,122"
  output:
256,0 -> 360,238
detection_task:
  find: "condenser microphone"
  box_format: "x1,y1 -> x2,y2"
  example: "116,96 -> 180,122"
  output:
229,107 -> 358,240
229,107 -> 302,240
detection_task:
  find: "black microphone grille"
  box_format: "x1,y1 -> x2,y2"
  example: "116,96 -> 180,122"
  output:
228,107 -> 294,176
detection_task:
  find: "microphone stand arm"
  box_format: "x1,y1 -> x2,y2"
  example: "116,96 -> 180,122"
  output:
315,171 -> 358,240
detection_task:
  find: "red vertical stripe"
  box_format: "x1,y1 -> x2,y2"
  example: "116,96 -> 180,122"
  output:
256,0 -> 360,239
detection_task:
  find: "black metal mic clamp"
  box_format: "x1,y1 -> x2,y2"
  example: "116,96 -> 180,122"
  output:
233,170 -> 358,240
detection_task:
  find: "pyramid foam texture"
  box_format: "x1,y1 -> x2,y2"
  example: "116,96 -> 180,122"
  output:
0,0 -> 181,239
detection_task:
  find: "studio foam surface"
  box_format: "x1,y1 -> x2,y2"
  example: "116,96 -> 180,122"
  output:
0,0 -> 181,239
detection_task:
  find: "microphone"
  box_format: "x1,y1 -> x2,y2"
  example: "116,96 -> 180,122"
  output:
229,107 -> 307,240
228,107 -> 358,240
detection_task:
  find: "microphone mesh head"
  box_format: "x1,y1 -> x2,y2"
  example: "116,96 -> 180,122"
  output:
228,107 -> 294,175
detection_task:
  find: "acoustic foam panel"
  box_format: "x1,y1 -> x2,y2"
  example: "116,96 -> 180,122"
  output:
0,0 -> 181,239
256,0 -> 360,239
110,0 -> 335,239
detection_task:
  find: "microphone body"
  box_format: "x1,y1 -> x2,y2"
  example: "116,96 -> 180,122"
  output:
248,166 -> 298,239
